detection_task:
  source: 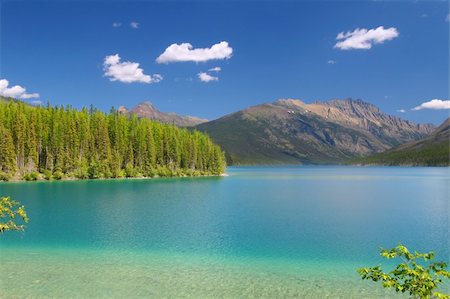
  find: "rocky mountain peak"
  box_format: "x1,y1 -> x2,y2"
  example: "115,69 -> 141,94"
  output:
122,101 -> 208,127
117,106 -> 129,114
324,98 -> 380,114
130,101 -> 160,118
273,98 -> 306,107
139,101 -> 157,110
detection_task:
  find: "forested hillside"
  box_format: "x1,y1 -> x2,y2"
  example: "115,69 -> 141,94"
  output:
350,118 -> 449,166
0,100 -> 226,181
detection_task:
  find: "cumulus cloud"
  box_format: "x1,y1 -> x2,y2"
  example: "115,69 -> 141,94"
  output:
334,26 -> 399,50
130,22 -> 139,29
156,41 -> 233,63
327,60 -> 336,64
198,72 -> 218,83
397,109 -> 406,113
0,79 -> 40,99
412,99 -> 450,111
208,66 -> 222,72
112,22 -> 122,27
103,54 -> 162,84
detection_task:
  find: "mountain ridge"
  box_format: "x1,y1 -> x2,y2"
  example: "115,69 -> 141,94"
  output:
350,118 -> 449,166
196,98 -> 435,165
120,101 -> 208,127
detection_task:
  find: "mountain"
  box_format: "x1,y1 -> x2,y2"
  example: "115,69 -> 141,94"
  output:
351,118 -> 449,166
196,98 -> 435,165
120,102 -> 208,127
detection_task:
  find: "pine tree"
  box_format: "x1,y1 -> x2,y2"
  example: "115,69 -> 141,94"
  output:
0,124 -> 17,174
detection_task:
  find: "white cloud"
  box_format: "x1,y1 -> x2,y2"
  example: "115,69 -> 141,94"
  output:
103,54 -> 162,84
130,22 -> 139,29
446,14 -> 450,22
208,66 -> 221,72
156,41 -> 233,63
334,26 -> 399,50
112,22 -> 122,27
327,60 -> 336,64
20,93 -> 40,99
31,100 -> 43,106
412,99 -> 450,111
397,109 -> 406,113
0,79 -> 40,99
198,72 -> 218,83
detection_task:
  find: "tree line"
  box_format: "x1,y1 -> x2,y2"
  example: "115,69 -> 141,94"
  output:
0,99 -> 226,180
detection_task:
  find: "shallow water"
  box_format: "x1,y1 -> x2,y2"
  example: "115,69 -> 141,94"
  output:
1,166 -> 449,298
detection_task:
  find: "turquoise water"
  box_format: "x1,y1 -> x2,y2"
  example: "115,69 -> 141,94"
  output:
0,167 -> 449,298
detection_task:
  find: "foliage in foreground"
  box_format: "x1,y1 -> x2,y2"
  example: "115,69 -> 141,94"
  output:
0,99 -> 226,181
358,244 -> 450,299
0,196 -> 28,233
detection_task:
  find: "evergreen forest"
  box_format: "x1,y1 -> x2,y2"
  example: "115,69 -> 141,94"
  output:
0,99 -> 226,181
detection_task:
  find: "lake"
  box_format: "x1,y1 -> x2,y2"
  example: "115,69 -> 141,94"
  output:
0,166 -> 449,298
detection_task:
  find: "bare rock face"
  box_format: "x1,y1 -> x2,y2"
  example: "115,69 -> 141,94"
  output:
117,106 -> 129,114
396,117 -> 449,151
275,98 -> 434,143
354,118 -> 449,166
119,102 -> 208,127
130,102 -> 159,119
196,98 -> 436,165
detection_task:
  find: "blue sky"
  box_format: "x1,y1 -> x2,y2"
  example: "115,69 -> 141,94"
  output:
0,0 -> 448,124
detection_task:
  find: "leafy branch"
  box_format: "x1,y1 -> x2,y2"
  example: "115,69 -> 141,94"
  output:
0,196 -> 29,233
358,244 -> 450,299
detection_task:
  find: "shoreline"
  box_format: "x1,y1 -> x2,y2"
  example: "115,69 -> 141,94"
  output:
0,172 -> 229,184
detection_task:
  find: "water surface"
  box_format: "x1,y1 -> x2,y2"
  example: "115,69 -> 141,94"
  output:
1,167 -> 449,298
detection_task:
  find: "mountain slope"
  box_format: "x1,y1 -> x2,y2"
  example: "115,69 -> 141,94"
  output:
196,98 -> 435,165
121,102 -> 208,127
351,118 -> 449,166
